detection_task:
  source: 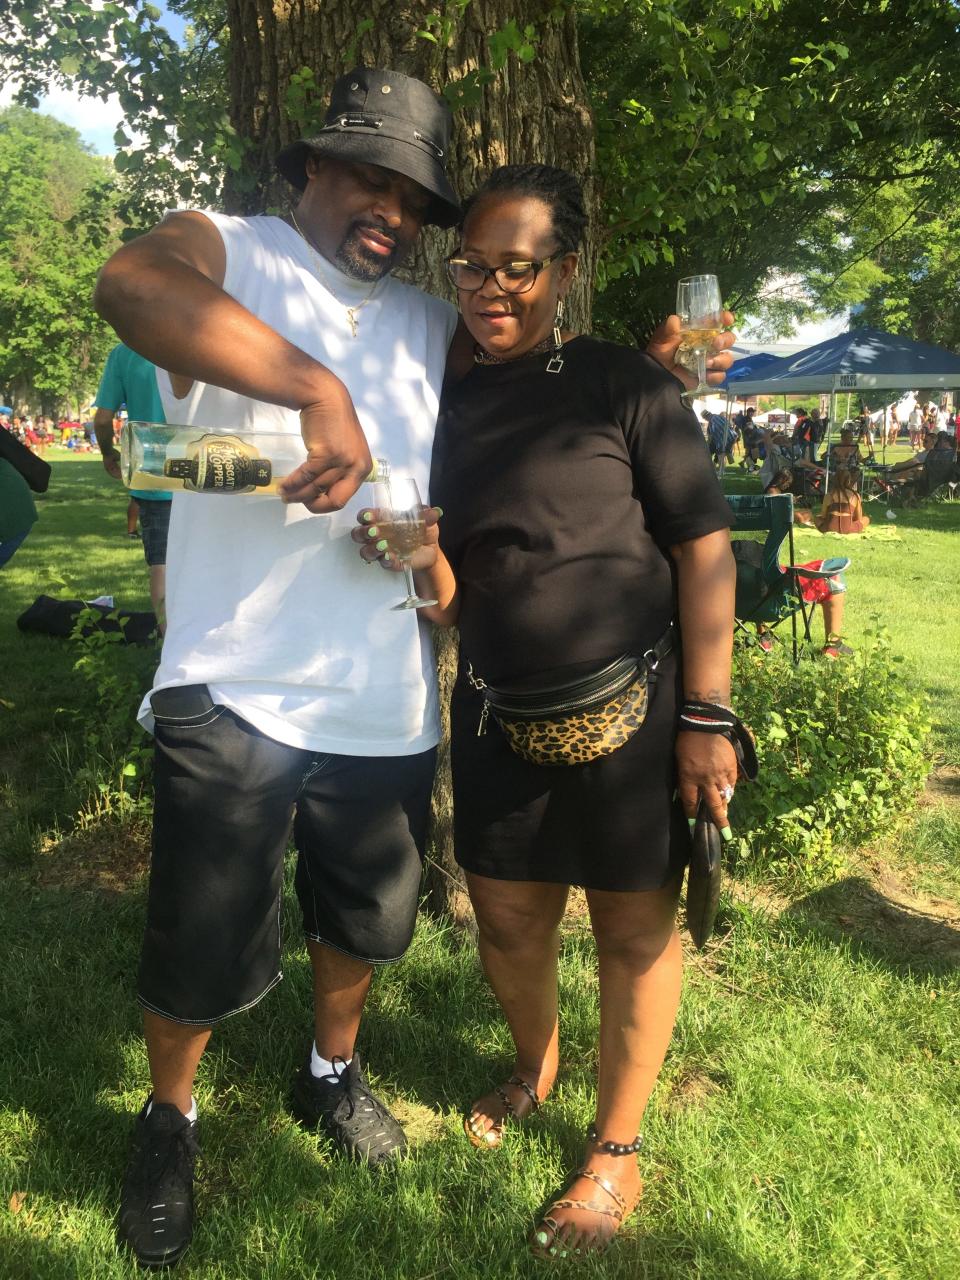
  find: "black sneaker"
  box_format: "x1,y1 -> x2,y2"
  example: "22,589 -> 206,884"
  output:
117,1098 -> 199,1269
290,1055 -> 407,1164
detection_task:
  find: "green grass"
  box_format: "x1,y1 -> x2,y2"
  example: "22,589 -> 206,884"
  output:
1,457 -> 959,1278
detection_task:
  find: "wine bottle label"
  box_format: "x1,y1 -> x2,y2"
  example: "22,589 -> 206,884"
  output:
163,435 -> 272,493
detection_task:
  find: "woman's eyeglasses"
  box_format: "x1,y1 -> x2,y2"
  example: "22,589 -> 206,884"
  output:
445,254 -> 560,295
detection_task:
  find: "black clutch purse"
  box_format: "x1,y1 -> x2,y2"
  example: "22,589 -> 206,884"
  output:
678,700 -> 760,951
686,799 -> 723,950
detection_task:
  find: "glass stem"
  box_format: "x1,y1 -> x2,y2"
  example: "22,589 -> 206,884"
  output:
682,346 -> 709,400
695,346 -> 707,391
402,561 -> 418,600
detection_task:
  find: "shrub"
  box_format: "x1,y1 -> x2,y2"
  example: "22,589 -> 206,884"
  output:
63,607 -> 156,824
730,623 -> 931,884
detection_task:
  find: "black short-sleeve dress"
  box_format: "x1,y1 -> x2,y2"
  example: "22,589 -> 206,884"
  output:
431,336 -> 733,892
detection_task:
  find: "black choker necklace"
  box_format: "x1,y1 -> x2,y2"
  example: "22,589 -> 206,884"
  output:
473,336 -> 556,365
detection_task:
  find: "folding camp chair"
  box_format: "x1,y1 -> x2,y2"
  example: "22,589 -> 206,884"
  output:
727,494 -> 849,663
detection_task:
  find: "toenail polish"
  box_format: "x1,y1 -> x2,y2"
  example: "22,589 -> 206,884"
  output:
535,1231 -> 549,1246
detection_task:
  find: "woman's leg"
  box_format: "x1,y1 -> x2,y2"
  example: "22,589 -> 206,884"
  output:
465,872 -> 569,1142
533,878 -> 682,1255
821,594 -> 845,640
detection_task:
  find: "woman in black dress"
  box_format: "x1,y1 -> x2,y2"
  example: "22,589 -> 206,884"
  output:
355,166 -> 738,1258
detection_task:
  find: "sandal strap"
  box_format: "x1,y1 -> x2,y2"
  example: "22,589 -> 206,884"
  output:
492,1085 -> 517,1119
507,1075 -> 542,1111
547,1197 -> 623,1224
575,1168 -> 628,1215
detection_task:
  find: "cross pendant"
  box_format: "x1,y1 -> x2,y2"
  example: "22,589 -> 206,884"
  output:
346,308 -> 359,338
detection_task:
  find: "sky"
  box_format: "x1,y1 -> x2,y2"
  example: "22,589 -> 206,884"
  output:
0,3 -> 187,155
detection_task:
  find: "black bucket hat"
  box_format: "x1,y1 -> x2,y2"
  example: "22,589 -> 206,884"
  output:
276,67 -> 460,228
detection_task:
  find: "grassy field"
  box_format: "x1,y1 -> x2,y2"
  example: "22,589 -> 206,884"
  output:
1,454 -> 958,1279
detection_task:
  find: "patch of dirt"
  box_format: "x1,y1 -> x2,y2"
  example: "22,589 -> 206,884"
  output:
662,1066 -> 724,1114
34,819 -> 150,894
925,763 -> 960,807
792,860 -> 960,968
390,1097 -> 447,1146
861,855 -> 960,932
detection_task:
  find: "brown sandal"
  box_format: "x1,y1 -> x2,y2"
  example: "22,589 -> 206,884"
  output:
530,1126 -> 642,1258
463,1074 -> 542,1149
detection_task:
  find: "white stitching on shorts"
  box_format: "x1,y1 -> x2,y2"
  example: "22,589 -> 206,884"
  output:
137,970 -> 283,1025
304,933 -> 406,966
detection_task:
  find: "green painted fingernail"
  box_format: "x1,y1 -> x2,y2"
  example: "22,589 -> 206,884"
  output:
361,511 -> 374,523
721,826 -> 733,841
383,552 -> 392,562
535,1232 -> 549,1246
434,506 -> 443,516
366,526 -> 379,538
376,539 -> 388,551
688,818 -> 697,832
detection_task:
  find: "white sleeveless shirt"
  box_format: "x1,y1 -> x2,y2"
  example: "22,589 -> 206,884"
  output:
138,212 -> 457,755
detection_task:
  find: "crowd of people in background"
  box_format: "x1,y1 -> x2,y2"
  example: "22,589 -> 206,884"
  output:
696,397 -> 960,480
0,411 -> 97,452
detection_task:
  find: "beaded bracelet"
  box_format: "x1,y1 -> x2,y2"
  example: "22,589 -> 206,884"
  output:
586,1123 -> 642,1155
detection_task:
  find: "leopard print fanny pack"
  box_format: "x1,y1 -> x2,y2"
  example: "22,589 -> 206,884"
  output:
468,624 -> 674,767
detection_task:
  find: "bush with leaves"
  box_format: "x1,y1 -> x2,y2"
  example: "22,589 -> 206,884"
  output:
67,608 -> 157,826
729,624 -> 931,885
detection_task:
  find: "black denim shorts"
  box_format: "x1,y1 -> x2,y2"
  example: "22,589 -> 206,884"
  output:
137,497 -> 171,567
138,686 -> 436,1025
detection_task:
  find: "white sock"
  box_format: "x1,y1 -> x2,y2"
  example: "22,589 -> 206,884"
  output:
310,1043 -> 352,1080
146,1096 -> 197,1122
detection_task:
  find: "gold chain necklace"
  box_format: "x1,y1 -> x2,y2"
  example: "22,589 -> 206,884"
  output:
288,211 -> 381,338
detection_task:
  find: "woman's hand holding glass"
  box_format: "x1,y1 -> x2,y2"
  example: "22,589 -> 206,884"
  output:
351,486 -> 444,610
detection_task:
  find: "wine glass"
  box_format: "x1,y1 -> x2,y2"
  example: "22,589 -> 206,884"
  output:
371,474 -> 438,610
676,274 -> 724,401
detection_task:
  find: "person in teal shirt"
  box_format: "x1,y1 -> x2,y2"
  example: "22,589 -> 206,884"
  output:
94,344 -> 171,629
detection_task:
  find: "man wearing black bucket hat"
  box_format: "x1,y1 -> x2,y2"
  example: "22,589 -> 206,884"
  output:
95,64 -> 734,1267
96,66 -> 468,1269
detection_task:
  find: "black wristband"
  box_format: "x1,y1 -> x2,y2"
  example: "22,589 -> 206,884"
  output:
679,701 -> 759,781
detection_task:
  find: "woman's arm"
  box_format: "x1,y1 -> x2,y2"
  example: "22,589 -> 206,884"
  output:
670,529 -> 739,829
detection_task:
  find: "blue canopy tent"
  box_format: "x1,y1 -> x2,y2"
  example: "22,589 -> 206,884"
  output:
724,328 -> 960,395
720,328 -> 960,478
723,351 -> 781,387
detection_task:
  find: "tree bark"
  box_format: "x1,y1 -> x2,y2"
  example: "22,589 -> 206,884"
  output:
223,0 -> 597,920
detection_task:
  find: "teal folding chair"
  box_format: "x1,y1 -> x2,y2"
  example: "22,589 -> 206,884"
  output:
727,493 -> 848,663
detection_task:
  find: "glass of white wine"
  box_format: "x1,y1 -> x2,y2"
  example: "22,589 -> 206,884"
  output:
371,475 -> 438,611
676,274 -> 724,401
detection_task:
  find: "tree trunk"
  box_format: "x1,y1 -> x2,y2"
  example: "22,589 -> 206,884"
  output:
223,0 -> 597,920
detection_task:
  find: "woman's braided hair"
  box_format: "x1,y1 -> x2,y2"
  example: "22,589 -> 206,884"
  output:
460,164 -> 588,253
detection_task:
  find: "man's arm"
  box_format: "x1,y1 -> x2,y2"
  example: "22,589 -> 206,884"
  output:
646,311 -> 736,387
94,212 -> 372,512
93,407 -> 121,481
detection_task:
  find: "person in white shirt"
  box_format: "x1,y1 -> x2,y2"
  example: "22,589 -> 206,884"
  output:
95,67 -> 465,1269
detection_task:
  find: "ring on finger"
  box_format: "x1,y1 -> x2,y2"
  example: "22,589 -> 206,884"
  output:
719,783 -> 735,802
